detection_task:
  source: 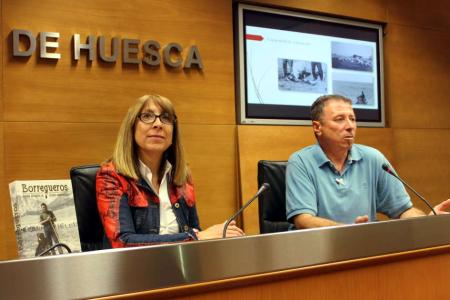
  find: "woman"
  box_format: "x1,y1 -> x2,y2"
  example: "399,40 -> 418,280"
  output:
96,94 -> 244,248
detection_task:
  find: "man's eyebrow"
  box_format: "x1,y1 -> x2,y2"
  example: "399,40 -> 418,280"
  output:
332,113 -> 345,118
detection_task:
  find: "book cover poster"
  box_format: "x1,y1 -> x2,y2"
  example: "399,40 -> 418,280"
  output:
9,180 -> 81,258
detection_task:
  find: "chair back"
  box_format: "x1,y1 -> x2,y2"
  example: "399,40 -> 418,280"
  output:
70,164 -> 104,251
257,160 -> 290,233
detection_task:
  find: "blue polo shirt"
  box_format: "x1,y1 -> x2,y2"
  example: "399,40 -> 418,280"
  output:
286,144 -> 412,224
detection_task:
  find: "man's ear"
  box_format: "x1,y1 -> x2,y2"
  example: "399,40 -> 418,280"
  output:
312,120 -> 321,136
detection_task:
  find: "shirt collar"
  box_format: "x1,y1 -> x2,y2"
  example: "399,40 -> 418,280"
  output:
138,159 -> 172,189
347,146 -> 362,163
312,144 -> 330,167
312,144 -> 362,167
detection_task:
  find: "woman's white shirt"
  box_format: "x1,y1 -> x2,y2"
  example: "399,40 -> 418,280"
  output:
139,160 -> 180,234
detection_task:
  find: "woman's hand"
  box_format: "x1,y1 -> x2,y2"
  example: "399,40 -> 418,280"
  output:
196,220 -> 245,240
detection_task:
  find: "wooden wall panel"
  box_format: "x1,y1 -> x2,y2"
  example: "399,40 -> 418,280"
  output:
354,128 -> 395,162
384,24 -> 450,129
0,0 -> 2,118
387,0 -> 450,31
3,0 -> 235,124
0,1 -> 15,260
3,122 -> 118,181
393,129 -> 450,212
245,0 -> 388,22
180,124 -> 238,227
163,250 -> 450,300
0,123 -> 17,261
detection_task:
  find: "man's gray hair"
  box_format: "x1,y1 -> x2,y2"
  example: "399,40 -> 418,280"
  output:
310,94 -> 352,121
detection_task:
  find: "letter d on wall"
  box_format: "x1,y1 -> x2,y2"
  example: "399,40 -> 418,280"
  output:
12,29 -> 36,57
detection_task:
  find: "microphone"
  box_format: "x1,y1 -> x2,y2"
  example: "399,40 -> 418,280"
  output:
382,164 -> 436,215
222,183 -> 271,238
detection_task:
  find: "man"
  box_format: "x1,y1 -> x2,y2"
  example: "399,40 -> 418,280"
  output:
311,62 -> 324,81
39,203 -> 62,254
282,59 -> 294,79
356,90 -> 367,104
286,94 -> 450,229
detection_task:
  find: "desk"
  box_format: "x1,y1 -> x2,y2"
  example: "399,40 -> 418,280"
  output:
0,215 -> 449,299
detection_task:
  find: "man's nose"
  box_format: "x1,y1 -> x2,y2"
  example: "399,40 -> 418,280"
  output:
345,118 -> 355,130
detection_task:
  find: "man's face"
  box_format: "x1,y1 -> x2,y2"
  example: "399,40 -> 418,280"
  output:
41,205 -> 47,213
313,99 -> 356,151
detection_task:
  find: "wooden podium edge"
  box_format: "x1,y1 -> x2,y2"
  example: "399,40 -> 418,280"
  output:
96,244 -> 450,299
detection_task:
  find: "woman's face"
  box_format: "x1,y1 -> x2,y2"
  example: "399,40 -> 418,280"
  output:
134,101 -> 174,159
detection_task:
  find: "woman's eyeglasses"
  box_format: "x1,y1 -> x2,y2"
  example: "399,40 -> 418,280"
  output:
138,112 -> 176,125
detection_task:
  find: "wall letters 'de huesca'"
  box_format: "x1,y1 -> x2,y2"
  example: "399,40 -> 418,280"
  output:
11,29 -> 204,69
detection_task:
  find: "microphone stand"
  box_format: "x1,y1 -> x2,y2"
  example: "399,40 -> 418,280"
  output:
222,183 -> 270,238
382,164 -> 436,215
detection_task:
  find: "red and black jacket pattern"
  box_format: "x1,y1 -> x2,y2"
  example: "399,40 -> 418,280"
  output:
96,162 -> 199,248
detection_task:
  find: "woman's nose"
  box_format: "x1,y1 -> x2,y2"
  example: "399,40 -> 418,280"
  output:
152,116 -> 163,127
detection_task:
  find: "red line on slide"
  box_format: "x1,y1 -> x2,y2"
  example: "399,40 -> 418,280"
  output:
245,34 -> 264,41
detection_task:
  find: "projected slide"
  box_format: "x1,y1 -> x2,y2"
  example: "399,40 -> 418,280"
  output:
245,26 -> 378,109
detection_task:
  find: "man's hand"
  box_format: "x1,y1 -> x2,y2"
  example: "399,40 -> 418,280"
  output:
293,214 -> 341,229
354,215 -> 369,224
430,199 -> 450,215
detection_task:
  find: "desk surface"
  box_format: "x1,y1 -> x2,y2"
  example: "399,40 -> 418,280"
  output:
0,215 -> 449,299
